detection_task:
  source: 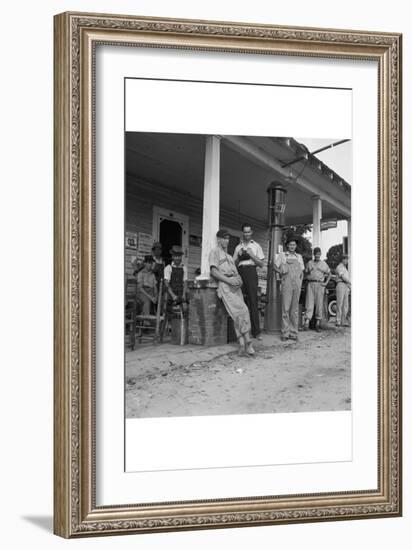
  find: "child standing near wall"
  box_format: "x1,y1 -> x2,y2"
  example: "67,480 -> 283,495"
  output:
164,245 -> 188,312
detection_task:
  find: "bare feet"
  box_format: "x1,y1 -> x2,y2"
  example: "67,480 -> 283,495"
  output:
238,344 -> 246,357
246,342 -> 255,356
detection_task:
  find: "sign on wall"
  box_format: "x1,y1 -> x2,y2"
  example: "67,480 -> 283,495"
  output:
125,231 -> 138,249
137,232 -> 153,259
320,218 -> 338,231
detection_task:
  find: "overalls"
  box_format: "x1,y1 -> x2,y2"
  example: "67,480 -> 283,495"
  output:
167,265 -> 185,313
152,258 -> 165,287
281,255 -> 303,337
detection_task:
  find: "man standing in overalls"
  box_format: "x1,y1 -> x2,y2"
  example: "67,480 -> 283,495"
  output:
275,236 -> 304,341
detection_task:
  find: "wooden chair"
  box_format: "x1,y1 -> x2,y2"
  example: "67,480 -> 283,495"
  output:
135,279 -> 167,344
125,277 -> 138,350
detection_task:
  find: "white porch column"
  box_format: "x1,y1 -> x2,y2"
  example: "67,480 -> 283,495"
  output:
200,135 -> 221,278
312,195 -> 322,249
347,217 -> 352,276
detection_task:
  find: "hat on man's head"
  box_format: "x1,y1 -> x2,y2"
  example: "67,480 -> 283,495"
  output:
143,255 -> 154,263
151,241 -> 162,251
169,245 -> 184,256
216,228 -> 230,238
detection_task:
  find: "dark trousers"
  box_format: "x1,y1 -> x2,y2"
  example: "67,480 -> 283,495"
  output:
238,265 -> 260,337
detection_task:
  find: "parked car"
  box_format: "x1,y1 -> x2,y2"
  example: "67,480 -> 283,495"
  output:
325,274 -> 338,317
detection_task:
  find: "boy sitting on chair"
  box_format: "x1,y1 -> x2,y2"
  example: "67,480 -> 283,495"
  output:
136,255 -> 158,316
164,245 -> 188,312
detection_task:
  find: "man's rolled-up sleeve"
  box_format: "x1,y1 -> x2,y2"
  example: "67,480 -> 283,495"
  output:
256,243 -> 265,260
209,248 -> 219,270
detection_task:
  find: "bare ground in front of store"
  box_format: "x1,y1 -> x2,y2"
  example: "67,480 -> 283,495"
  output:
125,324 -> 351,418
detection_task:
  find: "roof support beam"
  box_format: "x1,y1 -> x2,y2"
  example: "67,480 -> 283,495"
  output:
222,135 -> 351,218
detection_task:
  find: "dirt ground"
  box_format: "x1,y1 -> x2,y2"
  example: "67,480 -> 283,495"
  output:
125,324 -> 351,418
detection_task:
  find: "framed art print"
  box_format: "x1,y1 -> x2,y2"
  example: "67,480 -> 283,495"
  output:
53,12 -> 402,537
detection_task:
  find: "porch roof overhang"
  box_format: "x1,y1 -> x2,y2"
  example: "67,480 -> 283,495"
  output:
126,132 -> 351,226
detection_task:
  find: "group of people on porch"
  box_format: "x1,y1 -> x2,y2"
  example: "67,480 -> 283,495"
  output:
133,224 -> 351,354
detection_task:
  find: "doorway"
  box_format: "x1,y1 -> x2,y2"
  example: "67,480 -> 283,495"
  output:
159,218 -> 182,265
152,206 -> 189,266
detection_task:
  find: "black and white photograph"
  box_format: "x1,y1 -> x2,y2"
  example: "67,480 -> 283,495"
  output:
124,130 -> 352,420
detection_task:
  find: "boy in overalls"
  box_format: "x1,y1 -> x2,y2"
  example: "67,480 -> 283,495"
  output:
275,236 -> 304,341
164,245 -> 188,312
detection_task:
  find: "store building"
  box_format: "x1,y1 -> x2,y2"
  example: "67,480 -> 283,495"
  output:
125,132 -> 351,345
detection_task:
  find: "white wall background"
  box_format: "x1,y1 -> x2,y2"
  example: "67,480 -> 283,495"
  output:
0,1 -> 409,548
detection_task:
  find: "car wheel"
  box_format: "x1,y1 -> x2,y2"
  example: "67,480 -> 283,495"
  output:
328,299 -> 337,317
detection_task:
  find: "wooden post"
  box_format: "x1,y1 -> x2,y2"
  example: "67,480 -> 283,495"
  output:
199,135 -> 221,278
154,279 -> 163,342
312,195 -> 322,249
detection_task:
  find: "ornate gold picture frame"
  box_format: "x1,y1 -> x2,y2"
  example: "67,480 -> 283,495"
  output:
53,11 -> 402,538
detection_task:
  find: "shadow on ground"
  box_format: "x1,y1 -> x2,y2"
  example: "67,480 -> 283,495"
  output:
21,515 -> 53,533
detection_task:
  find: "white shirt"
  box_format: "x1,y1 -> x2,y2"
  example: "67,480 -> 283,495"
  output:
233,240 -> 265,267
306,259 -> 330,281
336,263 -> 350,284
164,262 -> 188,282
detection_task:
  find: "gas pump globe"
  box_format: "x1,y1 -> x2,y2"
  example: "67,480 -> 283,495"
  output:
265,182 -> 287,333
268,183 -> 287,227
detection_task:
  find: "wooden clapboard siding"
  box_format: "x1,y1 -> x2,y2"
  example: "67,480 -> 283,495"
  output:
126,175 -> 270,290
126,175 -> 204,279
